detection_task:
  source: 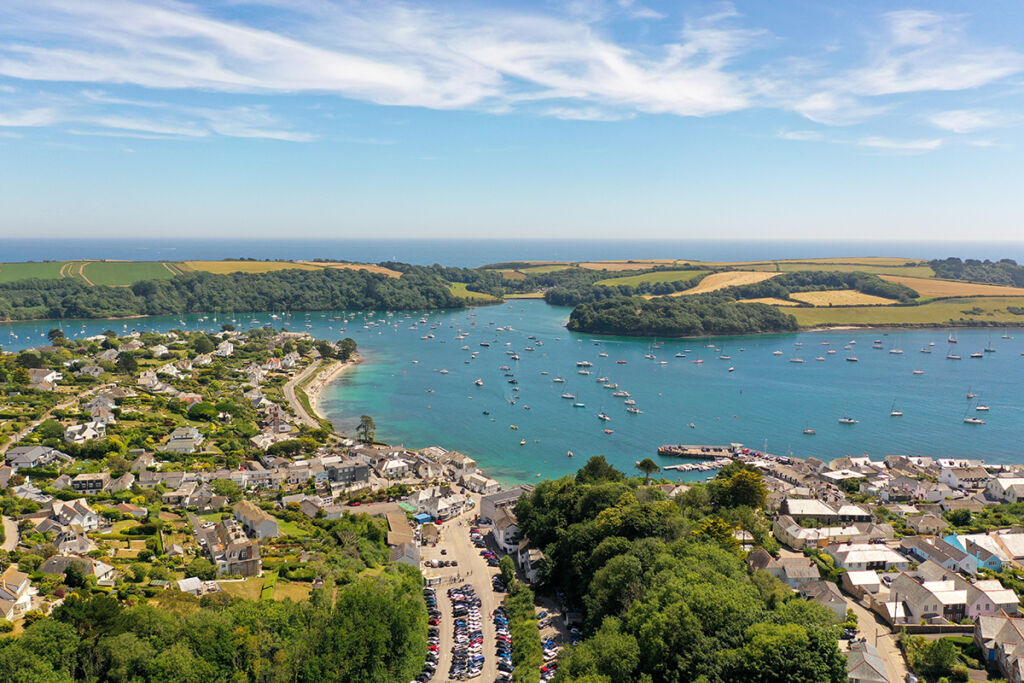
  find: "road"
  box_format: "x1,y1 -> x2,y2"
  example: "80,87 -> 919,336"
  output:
1,515 -> 17,551
283,360 -> 322,428
843,595 -> 908,683
421,514 -> 502,681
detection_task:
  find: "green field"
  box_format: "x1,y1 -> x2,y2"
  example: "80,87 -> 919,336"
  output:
79,261 -> 178,286
450,282 -> 501,302
596,270 -> 710,287
0,262 -> 67,282
516,264 -> 575,274
791,296 -> 1024,327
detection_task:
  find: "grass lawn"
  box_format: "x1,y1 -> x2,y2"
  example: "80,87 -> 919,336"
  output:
791,296 -> 1024,327
218,577 -> 265,601
505,292 -> 546,299
78,261 -> 178,286
273,580 -> 312,602
596,269 -> 709,287
449,282 -> 501,302
112,520 -> 141,533
180,260 -> 321,275
0,261 -> 66,282
273,517 -> 312,538
198,512 -> 229,524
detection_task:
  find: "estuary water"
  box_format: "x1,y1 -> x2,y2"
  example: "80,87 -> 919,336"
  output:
3,301 -> 1024,485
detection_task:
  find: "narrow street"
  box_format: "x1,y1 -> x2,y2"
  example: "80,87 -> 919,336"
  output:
843,595 -> 908,683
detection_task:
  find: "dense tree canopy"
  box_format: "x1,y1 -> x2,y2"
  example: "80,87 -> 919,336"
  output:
514,458 -> 845,683
567,295 -> 798,337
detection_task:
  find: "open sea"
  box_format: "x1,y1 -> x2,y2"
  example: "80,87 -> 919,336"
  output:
5,238 -> 1024,266
4,301 -> 1024,485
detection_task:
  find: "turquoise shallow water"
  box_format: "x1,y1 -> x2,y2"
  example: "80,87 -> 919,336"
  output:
318,301 -> 1024,485
4,302 -> 1024,485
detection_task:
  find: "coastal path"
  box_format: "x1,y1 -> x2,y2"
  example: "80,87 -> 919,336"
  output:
283,360 -> 322,429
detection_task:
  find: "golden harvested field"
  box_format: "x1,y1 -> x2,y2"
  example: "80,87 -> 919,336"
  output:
790,290 -> 895,306
679,271 -> 780,294
791,296 -> 1024,327
739,297 -> 798,306
880,275 -> 1024,298
498,270 -> 526,280
297,261 -> 402,277
579,260 -> 679,271
181,260 -> 321,274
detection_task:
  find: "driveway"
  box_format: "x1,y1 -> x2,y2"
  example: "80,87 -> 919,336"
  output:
844,595 -> 908,683
1,515 -> 17,551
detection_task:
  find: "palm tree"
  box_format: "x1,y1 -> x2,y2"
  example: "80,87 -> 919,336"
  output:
636,458 -> 660,483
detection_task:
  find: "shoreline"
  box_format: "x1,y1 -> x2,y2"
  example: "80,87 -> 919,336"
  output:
305,354 -> 360,423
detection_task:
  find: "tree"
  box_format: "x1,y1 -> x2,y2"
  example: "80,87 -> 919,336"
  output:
116,352 -> 138,374
499,555 -> 516,586
635,458 -> 659,484
37,418 -> 65,441
12,366 -> 30,385
713,467 -> 768,510
338,338 -> 358,361
576,456 -> 625,485
356,415 -> 376,443
948,508 -> 971,526
211,479 -> 242,502
64,560 -> 88,588
186,558 -> 217,581
193,336 -> 214,354
47,328 -> 66,344
220,323 -> 235,332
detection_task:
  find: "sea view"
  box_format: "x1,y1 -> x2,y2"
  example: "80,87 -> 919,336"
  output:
5,300 -> 1022,485
6,237 -> 1024,267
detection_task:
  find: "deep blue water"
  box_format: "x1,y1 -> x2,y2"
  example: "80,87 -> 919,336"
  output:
3,302 -> 1024,486
4,238 -> 1024,267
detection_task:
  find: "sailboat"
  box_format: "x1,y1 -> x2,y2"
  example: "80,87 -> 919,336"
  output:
890,399 -> 903,417
948,331 -> 958,343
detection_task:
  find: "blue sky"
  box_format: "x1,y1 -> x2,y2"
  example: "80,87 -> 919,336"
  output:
1,0 -> 1023,241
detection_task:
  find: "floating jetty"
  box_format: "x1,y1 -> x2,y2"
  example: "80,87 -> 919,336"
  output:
657,443 -> 741,459
663,458 -> 731,473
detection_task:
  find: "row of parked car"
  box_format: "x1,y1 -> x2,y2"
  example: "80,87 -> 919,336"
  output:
449,583 -> 485,680
415,587 -> 441,682
493,606 -> 513,682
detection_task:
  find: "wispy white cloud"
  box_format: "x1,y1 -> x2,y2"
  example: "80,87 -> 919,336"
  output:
777,129 -> 823,142
0,0 -> 760,118
88,115 -> 209,137
544,106 -> 635,122
0,1 -> 1020,146
929,108 -> 1012,134
0,107 -> 59,126
847,11 -> 1024,96
857,135 -> 943,152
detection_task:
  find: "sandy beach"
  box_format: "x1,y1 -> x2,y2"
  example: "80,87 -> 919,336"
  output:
306,354 -> 359,421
